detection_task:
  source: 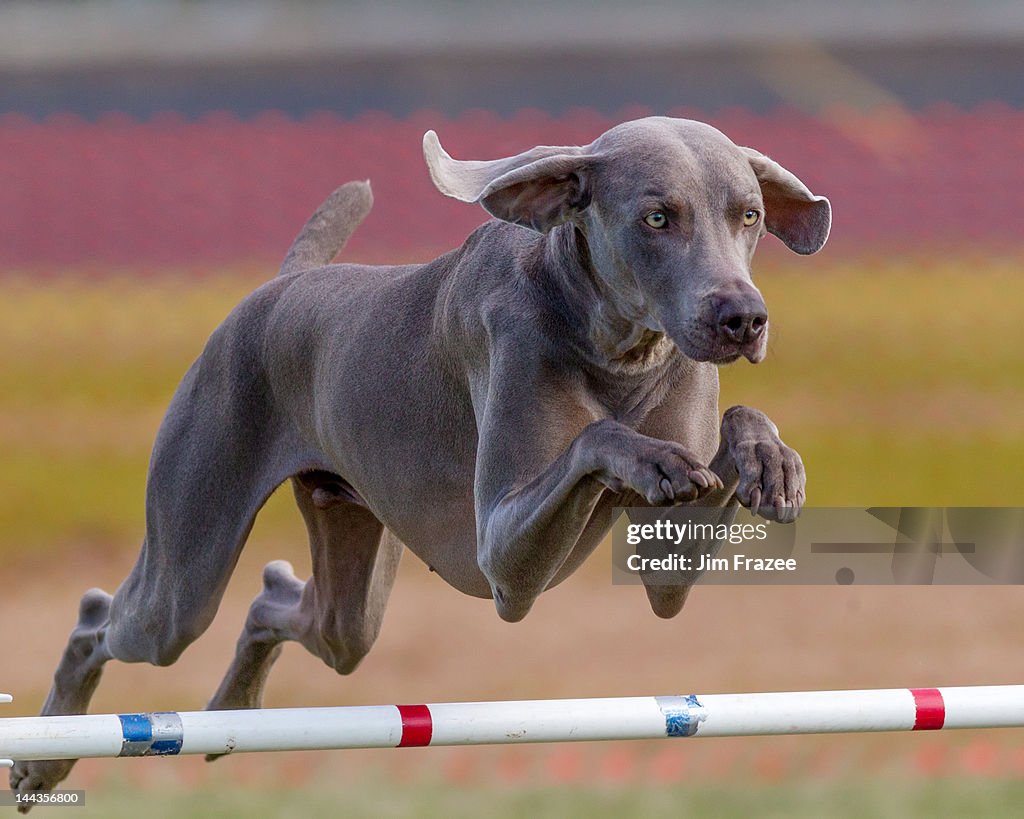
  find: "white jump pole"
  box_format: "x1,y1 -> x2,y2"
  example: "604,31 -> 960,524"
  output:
2,686 -> 1023,764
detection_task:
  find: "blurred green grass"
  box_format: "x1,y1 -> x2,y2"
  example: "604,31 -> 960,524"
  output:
2,253 -> 1022,553
64,778 -> 1024,819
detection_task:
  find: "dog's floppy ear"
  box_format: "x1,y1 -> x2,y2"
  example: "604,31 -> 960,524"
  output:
741,148 -> 831,255
423,131 -> 594,234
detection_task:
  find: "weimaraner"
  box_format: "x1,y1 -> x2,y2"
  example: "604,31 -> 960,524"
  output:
11,116 -> 830,801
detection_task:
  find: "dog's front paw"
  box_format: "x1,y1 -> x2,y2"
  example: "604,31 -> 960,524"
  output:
730,435 -> 805,523
609,440 -> 723,506
721,406 -> 804,523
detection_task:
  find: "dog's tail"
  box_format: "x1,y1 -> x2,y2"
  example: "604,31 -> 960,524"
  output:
278,180 -> 373,276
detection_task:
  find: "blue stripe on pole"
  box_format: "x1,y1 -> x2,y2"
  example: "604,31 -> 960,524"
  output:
656,694 -> 706,737
117,713 -> 151,743
117,712 -> 183,757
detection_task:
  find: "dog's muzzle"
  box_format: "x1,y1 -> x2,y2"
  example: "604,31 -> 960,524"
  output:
699,285 -> 769,363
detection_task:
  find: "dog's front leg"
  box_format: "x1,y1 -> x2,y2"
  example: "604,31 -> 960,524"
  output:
475,411 -> 722,623
709,405 -> 806,523
638,405 -> 805,620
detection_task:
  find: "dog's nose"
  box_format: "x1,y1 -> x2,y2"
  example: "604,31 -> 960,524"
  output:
715,297 -> 768,346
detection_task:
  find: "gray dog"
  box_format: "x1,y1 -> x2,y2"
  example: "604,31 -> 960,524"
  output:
12,116 -> 829,799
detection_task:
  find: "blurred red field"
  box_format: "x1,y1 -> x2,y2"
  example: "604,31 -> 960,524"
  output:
1,105 -> 1021,271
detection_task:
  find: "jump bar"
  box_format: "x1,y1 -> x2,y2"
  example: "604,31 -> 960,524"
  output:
2,686 -> 1024,762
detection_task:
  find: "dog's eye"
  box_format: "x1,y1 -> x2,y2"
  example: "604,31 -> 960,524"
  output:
743,209 -> 761,227
644,211 -> 668,229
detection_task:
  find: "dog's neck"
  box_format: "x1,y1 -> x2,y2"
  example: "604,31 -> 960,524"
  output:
539,224 -> 675,375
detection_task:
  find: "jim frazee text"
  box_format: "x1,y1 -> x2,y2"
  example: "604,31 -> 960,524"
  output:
625,552 -> 797,573
624,519 -> 797,573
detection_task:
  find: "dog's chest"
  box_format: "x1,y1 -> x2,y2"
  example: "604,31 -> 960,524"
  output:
581,358 -> 682,428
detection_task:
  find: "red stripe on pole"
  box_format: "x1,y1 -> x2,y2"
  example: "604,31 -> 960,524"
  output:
910,688 -> 946,730
396,704 -> 433,747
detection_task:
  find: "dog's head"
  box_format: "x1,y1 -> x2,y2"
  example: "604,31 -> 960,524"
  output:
424,116 -> 830,365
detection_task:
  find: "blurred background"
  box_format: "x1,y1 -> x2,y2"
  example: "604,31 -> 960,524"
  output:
2,1 -> 1023,816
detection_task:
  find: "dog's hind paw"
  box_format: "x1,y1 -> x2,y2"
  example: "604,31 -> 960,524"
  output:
9,759 -> 76,814
260,560 -> 304,603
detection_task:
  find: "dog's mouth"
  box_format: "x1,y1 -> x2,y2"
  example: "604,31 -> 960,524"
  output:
672,323 -> 767,365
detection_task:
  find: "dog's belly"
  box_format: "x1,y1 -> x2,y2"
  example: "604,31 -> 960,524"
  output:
375,487 -> 622,600
376,492 -> 491,598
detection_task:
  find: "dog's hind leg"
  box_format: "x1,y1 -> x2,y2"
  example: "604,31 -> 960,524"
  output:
7,588 -> 115,810
11,337 -> 303,803
205,475 -> 402,744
